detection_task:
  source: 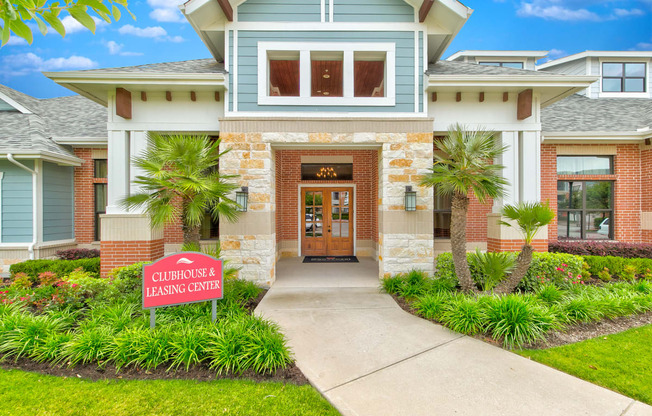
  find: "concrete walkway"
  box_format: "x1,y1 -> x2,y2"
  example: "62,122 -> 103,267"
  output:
256,258 -> 652,416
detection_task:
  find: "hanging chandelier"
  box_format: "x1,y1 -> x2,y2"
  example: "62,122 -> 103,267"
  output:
316,166 -> 337,179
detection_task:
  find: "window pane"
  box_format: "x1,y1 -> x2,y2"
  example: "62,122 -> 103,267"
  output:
94,184 -> 107,213
314,222 -> 323,237
586,213 -> 611,240
354,51 -> 386,97
479,62 -> 500,66
624,78 -> 645,92
502,62 -> 524,69
200,211 -> 219,240
269,51 -> 300,96
94,159 -> 107,178
434,193 -> 451,210
341,221 -> 349,237
558,211 -> 582,240
557,156 -> 612,175
603,63 -> 623,77
585,181 -> 612,209
625,63 -> 646,77
434,212 -> 451,238
557,181 -> 583,209
311,51 -> 343,97
602,78 -> 622,92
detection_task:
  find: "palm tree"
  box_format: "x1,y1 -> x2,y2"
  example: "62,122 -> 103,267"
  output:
121,133 -> 240,247
493,201 -> 555,295
421,124 -> 508,293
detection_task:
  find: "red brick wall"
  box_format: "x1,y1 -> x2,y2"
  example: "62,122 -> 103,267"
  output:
164,197 -> 184,244
73,148 -> 107,244
487,238 -> 548,252
275,150 -> 378,243
467,195 -> 492,243
100,239 -> 164,277
541,143 -> 642,244
643,147 -> 652,242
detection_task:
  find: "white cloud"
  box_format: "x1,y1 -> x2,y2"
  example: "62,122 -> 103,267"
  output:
147,0 -> 186,23
150,8 -> 185,22
118,24 -> 167,38
517,3 -> 601,21
105,40 -> 144,56
5,37 -> 28,46
612,8 -> 645,17
118,25 -> 184,42
58,15 -> 108,34
0,52 -> 98,78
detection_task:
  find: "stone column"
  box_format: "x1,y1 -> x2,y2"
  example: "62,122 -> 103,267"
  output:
219,133 -> 276,287
378,133 -> 434,278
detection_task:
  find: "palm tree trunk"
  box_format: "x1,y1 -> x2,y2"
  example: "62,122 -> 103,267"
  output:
181,199 -> 201,247
494,244 -> 534,295
449,192 -> 477,293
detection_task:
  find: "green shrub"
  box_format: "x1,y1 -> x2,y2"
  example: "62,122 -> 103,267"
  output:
10,272 -> 32,290
597,268 -> 612,282
379,270 -> 436,299
434,252 -> 584,292
584,256 -> 652,280
10,258 -> 101,280
468,250 -> 515,291
484,295 -> 559,348
412,292 -> 452,321
440,297 -> 488,335
62,326 -> 115,366
535,284 -> 564,304
381,275 -> 403,295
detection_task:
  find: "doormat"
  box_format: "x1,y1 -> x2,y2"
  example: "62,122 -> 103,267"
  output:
303,256 -> 359,263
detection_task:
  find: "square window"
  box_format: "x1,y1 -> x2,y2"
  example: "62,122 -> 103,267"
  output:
268,51 -> 300,97
94,159 -> 107,178
625,78 -> 645,92
603,63 -> 623,77
602,78 -> 622,92
311,51 -> 343,97
354,51 -> 386,97
625,63 -> 646,77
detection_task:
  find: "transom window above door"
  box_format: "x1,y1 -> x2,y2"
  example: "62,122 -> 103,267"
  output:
258,42 -> 395,106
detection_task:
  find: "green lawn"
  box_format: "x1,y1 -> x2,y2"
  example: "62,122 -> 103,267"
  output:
0,369 -> 339,416
517,324 -> 652,405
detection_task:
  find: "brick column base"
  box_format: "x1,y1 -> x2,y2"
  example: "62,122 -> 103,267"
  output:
487,238 -> 548,253
100,239 -> 164,277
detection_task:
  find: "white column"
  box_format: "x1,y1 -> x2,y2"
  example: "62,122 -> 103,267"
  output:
129,130 -> 148,214
520,130 -> 541,203
494,131 -> 519,211
106,130 -> 130,215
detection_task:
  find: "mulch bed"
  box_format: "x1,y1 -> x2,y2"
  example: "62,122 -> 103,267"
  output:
0,287 -> 310,385
390,293 -> 652,350
0,358 -> 309,384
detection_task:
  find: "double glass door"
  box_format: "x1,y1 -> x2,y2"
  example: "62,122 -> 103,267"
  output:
302,187 -> 353,256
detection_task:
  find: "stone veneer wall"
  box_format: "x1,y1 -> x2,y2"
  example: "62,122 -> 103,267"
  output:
218,121 -> 435,284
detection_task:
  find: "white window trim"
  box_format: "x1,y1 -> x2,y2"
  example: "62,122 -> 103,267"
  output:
257,41 -> 396,107
598,58 -> 648,97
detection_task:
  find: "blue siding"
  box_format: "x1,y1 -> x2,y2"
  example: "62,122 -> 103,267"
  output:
236,30 -> 416,113
333,0 -> 413,22
419,31 -> 423,113
0,160 -> 33,243
229,30 -> 234,112
42,162 -> 74,242
238,0 -> 321,22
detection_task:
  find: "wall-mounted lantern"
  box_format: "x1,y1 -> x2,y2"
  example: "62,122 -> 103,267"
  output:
236,186 -> 249,212
404,186 -> 417,211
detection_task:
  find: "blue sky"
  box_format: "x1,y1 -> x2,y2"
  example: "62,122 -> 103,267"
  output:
1,0 -> 651,98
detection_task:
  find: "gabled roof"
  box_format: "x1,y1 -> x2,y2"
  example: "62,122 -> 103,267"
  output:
0,84 -> 105,165
538,51 -> 652,70
447,50 -> 548,61
69,58 -> 226,74
427,60 -> 553,76
542,94 -> 652,134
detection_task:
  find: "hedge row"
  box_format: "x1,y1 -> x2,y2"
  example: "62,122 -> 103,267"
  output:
549,241 -> 652,259
583,255 -> 652,279
9,258 -> 101,279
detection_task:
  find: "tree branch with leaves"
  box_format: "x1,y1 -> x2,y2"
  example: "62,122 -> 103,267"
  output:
1,0 -> 133,45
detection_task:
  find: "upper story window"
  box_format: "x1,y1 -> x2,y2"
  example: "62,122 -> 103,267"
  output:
479,62 -> 524,69
0,98 -> 19,112
602,63 -> 646,93
259,42 -> 395,106
557,156 -> 613,175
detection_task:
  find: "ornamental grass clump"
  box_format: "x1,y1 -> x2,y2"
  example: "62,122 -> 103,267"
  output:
412,292 -> 452,321
440,297 -> 488,335
483,295 -> 559,348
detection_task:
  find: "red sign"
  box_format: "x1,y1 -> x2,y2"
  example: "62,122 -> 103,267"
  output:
142,252 -> 223,309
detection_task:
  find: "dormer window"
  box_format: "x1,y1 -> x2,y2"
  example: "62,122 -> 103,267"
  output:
258,42 -> 395,106
602,63 -> 646,93
479,62 -> 524,69
0,98 -> 19,112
